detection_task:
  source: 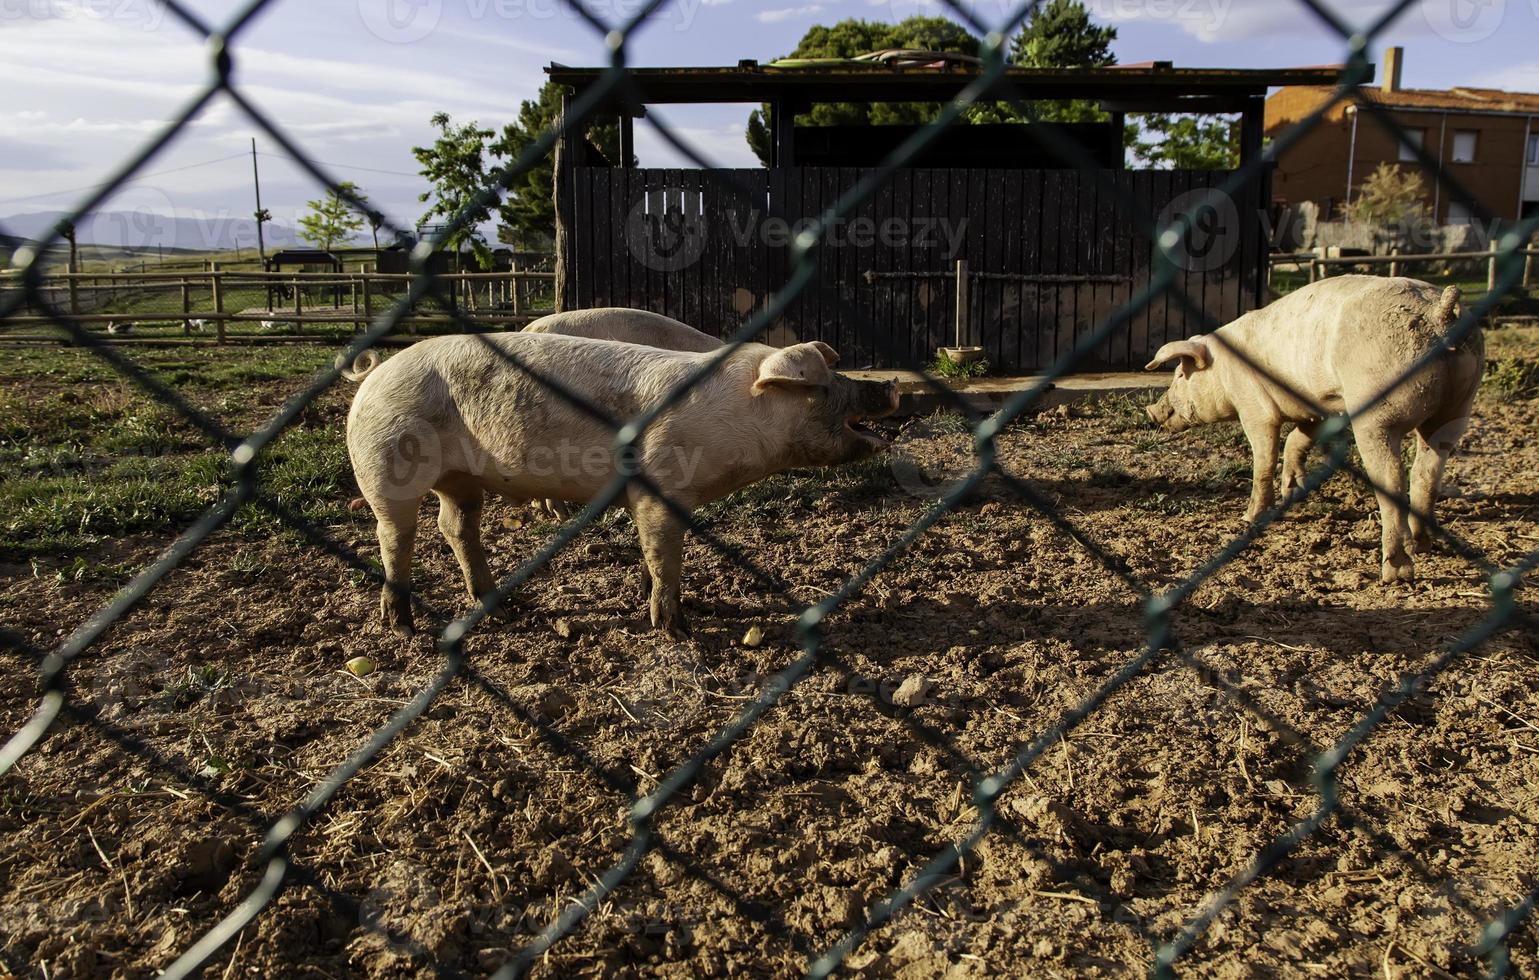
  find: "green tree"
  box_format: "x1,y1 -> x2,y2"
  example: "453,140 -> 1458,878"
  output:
993,0 -> 1118,124
414,113 -> 498,267
493,82 -> 620,249
745,16 -> 982,164
298,180 -> 366,251
1128,114 -> 1240,169
1346,162 -> 1430,228
415,97 -> 619,262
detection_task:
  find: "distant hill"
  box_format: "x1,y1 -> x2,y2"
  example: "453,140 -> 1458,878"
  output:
0,210 -> 309,251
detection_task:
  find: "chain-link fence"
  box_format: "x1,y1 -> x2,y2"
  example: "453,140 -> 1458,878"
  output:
2,0 -> 1536,976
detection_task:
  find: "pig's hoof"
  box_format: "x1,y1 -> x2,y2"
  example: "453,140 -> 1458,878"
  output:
380,592 -> 415,635
654,611 -> 692,641
1410,532 -> 1434,554
1380,558 -> 1415,584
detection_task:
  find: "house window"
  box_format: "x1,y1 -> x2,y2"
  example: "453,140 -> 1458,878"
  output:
1529,133 -> 1539,165
1447,200 -> 1475,224
1451,130 -> 1478,163
1398,128 -> 1424,162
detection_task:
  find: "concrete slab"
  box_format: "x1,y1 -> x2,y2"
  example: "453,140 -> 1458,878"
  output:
846,370 -> 1170,417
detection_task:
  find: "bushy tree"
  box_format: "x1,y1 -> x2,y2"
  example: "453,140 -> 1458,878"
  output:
1346,162 -> 1431,228
414,94 -> 620,262
745,16 -> 982,164
298,180 -> 365,251
413,113 -> 498,267
493,82 -> 620,249
992,0 -> 1118,124
1128,114 -> 1240,169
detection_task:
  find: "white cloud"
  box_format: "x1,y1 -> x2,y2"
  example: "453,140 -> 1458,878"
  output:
757,4 -> 827,23
1471,61 -> 1539,90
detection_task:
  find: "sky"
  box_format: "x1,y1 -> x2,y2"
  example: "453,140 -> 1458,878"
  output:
2,0 -> 1537,245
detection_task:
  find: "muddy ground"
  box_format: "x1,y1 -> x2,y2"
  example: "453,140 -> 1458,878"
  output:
2,327 -> 1537,979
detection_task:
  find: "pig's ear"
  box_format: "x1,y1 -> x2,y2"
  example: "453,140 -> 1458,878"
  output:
807,341 -> 839,367
752,344 -> 836,395
1144,337 -> 1212,373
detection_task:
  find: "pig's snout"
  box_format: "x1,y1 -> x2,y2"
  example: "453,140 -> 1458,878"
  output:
1147,398 -> 1174,428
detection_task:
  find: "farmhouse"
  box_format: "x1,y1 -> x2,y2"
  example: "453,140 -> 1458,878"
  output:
546,59 -> 1349,372
1267,46 -> 1539,224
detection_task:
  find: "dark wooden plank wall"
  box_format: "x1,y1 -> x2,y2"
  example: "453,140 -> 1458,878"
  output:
567,166 -> 1265,372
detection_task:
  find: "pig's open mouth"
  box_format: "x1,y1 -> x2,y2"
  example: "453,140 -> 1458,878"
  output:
845,417 -> 891,448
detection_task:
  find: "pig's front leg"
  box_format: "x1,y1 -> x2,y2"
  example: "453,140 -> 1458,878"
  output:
633,495 -> 690,639
1240,415 -> 1281,523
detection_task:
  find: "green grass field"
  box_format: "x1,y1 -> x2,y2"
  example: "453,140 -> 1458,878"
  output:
0,345 -> 358,561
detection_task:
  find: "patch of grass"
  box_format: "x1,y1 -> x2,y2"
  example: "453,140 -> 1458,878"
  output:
929,354 -> 991,380
1205,458 -> 1251,488
1135,492 -> 1203,516
1087,391 -> 1160,433
0,344 -> 363,557
1087,463 -> 1134,488
41,556 -> 139,585
1485,357 -> 1539,401
1041,447 -> 1090,471
1190,422 -> 1249,449
703,455 -> 895,521
918,410 -> 973,436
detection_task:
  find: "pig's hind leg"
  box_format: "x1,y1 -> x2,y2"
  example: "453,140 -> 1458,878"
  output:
1408,411 -> 1469,553
434,473 -> 499,611
1280,420 -> 1319,499
371,494 -> 420,635
1353,421 -> 1415,583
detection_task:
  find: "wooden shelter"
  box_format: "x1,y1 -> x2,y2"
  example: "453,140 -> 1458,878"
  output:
546,61 -> 1356,371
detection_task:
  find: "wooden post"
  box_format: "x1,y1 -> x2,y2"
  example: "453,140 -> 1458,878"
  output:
362,274 -> 373,331
294,276 -> 303,334
351,278 -> 360,332
511,253 -> 522,316
1388,247 -> 1400,278
553,93 -> 573,314
1488,238 -> 1499,294
406,272 -> 417,335
1524,246 -> 1534,288
181,278 -> 191,333
954,258 -> 969,348
619,112 -> 635,169
211,264 -> 226,344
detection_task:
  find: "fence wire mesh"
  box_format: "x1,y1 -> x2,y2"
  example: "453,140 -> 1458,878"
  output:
2,0 -> 1536,976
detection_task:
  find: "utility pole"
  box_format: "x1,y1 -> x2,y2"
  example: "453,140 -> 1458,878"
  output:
251,137 -> 270,267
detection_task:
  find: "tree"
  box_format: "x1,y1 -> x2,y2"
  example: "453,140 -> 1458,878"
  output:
745,16 -> 982,164
414,99 -> 619,261
1128,115 -> 1240,169
298,180 -> 366,251
351,188 -> 385,249
414,113 -> 497,267
1346,163 -> 1430,229
493,83 -> 620,249
994,0 -> 1118,124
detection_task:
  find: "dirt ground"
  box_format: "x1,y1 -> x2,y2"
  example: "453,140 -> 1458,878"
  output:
2,326 -> 1537,979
